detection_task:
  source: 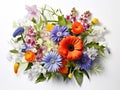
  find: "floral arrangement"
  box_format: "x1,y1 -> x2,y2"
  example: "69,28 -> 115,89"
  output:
8,5 -> 110,86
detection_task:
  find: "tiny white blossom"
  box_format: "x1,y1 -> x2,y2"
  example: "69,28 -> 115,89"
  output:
85,26 -> 106,44
86,47 -> 98,60
25,62 -> 46,80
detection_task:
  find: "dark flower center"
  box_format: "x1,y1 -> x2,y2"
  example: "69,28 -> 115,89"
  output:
82,58 -> 87,63
68,44 -> 74,51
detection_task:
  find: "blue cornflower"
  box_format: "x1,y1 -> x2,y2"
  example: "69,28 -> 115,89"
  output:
50,25 -> 70,43
13,27 -> 24,37
42,51 -> 62,72
76,54 -> 92,70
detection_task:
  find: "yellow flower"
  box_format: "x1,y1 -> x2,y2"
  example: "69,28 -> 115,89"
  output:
92,18 -> 99,24
14,62 -> 19,74
68,73 -> 73,78
46,24 -> 54,32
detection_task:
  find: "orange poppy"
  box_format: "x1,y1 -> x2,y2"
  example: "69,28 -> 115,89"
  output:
59,60 -> 68,74
71,22 -> 84,34
24,50 -> 36,62
58,36 -> 83,60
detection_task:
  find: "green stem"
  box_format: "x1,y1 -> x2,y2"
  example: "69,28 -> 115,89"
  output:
45,9 -> 60,16
47,20 -> 58,22
21,34 -> 25,44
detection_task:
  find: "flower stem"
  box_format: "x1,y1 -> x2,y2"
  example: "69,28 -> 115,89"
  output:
21,34 -> 25,44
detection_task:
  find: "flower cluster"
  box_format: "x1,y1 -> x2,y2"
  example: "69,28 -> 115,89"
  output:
9,5 -> 110,85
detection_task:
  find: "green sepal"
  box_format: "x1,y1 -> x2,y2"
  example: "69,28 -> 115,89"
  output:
35,74 -> 46,83
25,63 -> 33,71
74,70 -> 83,86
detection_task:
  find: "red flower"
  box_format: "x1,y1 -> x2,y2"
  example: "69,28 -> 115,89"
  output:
58,36 -> 83,60
59,60 -> 68,74
72,22 -> 84,34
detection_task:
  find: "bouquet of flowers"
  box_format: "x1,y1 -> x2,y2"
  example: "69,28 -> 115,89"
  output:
8,5 -> 110,85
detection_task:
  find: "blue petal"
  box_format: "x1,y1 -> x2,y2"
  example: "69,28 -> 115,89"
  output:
42,51 -> 62,72
13,27 -> 24,37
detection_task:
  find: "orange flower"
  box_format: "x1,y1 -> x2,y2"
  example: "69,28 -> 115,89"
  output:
24,50 -> 36,62
58,36 -> 83,60
14,62 -> 19,74
59,60 -> 68,74
71,22 -> 84,34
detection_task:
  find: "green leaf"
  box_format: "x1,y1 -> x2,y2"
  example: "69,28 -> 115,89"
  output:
9,49 -> 18,53
35,74 -> 46,83
32,18 -> 37,23
46,72 -> 52,80
58,15 -> 66,26
65,19 -> 72,28
25,63 -> 33,71
90,63 -> 102,74
81,70 -> 90,79
74,70 -> 83,86
16,37 -> 22,42
81,29 -> 93,40
85,42 -> 105,53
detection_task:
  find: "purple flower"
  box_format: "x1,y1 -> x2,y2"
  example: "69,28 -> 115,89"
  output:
77,54 -> 92,70
13,27 -> 24,37
42,51 -> 62,72
50,25 -> 70,43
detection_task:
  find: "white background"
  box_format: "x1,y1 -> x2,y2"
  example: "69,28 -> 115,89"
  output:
0,0 -> 120,90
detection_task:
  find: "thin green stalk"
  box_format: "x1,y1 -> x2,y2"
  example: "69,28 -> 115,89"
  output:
21,34 -> 25,43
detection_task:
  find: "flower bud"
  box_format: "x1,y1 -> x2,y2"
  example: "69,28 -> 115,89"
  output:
14,63 -> 19,74
68,73 -> 73,78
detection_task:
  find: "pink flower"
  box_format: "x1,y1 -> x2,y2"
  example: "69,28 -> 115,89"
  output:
26,5 -> 40,21
26,38 -> 36,47
27,26 -> 37,37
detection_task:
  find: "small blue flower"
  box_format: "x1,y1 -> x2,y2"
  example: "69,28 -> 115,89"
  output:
76,54 -> 92,70
13,27 -> 24,37
50,25 -> 70,43
42,51 -> 62,72
21,44 -> 31,52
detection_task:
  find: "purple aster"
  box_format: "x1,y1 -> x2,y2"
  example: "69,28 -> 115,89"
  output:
42,51 -> 62,72
50,25 -> 70,43
77,54 -> 92,70
13,27 -> 24,37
